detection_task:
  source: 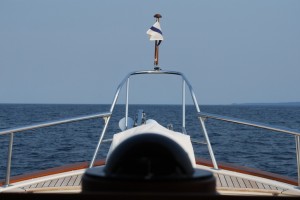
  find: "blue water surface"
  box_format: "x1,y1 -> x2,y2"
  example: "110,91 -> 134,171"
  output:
1,104 -> 300,180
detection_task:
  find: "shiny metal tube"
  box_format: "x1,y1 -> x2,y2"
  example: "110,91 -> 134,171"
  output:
0,112 -> 112,136
199,112 -> 300,137
90,78 -> 129,167
117,70 -> 217,169
89,116 -> 111,168
182,79 -> 186,131
125,78 -> 130,128
0,70 -> 220,178
111,70 -> 203,122
5,133 -> 14,186
199,117 -> 219,169
0,112 -> 112,186
117,70 -> 201,112
296,136 -> 300,186
179,73 -> 201,113
89,73 -> 134,166
200,111 -> 300,179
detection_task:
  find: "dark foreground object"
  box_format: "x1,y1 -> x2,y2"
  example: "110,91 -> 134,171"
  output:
82,133 -> 216,195
1,193 -> 299,200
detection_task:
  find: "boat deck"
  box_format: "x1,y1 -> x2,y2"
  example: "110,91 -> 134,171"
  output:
2,164 -> 299,196
21,174 -> 83,192
216,173 -> 282,191
18,173 -> 283,193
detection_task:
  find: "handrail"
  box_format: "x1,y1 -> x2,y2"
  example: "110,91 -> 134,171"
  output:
198,112 -> 300,136
2,68 -> 299,188
1,69 -> 220,188
0,111 -> 111,187
89,70 -> 218,169
116,70 -> 202,112
198,111 -> 300,186
0,112 -> 112,136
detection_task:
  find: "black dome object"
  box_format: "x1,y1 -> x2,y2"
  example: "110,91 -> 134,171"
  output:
104,133 -> 194,179
82,133 -> 216,194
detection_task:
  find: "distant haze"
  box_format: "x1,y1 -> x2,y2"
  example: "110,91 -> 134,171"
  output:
1,0 -> 299,105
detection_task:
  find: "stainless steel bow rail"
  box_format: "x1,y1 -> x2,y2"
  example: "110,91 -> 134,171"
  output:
88,70 -> 219,170
0,70 -> 219,188
0,112 -> 111,187
198,112 -> 300,187
1,69 -> 300,189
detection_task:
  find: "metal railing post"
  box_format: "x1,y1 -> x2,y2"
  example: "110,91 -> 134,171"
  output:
125,78 -> 130,129
199,117 -> 219,170
296,136 -> 300,186
89,116 -> 111,168
5,132 -> 14,187
182,79 -> 186,133
199,111 -> 300,180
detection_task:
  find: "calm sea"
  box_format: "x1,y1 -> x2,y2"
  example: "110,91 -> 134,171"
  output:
1,104 -> 300,180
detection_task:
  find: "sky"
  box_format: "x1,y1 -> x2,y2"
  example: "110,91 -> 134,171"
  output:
0,0 -> 299,105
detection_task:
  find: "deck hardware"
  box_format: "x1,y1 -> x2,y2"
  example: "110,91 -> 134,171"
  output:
201,116 -> 207,121
167,124 -> 173,130
134,110 -> 146,126
103,117 -> 109,124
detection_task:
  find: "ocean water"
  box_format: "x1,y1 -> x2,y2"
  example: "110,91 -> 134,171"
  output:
1,104 -> 300,180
